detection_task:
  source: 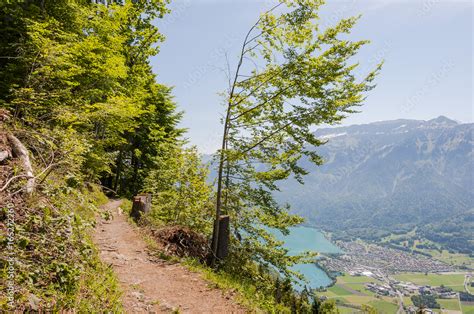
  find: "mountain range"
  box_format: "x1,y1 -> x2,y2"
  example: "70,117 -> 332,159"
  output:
204,116 -> 473,253
275,116 -> 473,253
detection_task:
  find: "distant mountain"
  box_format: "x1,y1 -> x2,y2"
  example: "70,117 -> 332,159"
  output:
275,116 -> 473,253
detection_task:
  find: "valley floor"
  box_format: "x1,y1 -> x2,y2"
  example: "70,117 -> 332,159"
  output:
93,200 -> 246,313
319,273 -> 473,314
316,237 -> 473,313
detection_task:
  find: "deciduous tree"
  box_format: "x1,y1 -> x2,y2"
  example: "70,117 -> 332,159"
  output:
211,0 -> 381,280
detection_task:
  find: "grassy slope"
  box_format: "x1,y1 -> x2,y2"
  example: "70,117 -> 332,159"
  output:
0,185 -> 123,311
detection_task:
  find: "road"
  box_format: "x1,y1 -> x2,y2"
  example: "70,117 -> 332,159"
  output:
373,269 -> 405,314
464,273 -> 472,294
396,290 -> 405,314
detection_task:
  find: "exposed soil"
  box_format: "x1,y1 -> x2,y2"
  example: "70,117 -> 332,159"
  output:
93,200 -> 247,313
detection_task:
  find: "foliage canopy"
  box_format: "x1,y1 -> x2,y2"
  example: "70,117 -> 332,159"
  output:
211,0 -> 381,282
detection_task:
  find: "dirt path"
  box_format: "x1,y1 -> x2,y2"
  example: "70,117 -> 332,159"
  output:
93,200 -> 247,313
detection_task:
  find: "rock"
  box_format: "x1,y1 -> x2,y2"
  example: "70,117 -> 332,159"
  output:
28,293 -> 41,311
112,252 -> 129,261
0,150 -> 9,162
159,302 -> 175,312
131,291 -> 144,301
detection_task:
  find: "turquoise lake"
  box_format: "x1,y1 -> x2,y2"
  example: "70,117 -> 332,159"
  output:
272,226 -> 343,290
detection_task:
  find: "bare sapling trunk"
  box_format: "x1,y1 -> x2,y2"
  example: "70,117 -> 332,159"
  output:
211,115 -> 230,266
210,3 -> 283,265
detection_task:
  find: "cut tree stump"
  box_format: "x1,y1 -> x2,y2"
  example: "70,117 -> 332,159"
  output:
131,193 -> 152,220
216,215 -> 230,260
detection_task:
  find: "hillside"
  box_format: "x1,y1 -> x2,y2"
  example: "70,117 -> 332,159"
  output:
1,1 -> 351,311
276,116 -> 473,252
2,0 -> 470,312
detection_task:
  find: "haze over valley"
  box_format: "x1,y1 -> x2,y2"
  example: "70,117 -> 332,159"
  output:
276,116 -> 473,254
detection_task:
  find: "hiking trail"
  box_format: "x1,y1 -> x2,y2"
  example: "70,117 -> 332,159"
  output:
93,200 -> 246,313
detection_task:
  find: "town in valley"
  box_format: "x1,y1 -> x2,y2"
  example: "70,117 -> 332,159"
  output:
315,240 -> 473,313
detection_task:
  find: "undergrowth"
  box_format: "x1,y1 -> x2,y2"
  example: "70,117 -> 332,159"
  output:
0,183 -> 122,311
123,196 -> 334,313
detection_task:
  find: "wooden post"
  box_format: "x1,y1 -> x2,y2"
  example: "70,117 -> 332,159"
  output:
143,193 -> 152,213
216,215 -> 230,260
131,193 -> 152,220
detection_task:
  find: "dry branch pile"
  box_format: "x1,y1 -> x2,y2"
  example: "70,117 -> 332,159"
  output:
150,226 -> 210,262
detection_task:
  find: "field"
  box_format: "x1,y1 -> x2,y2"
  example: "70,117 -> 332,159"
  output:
368,300 -> 398,313
425,250 -> 474,269
319,274 -> 401,313
461,302 -> 474,314
393,273 -> 466,292
319,272 -> 470,313
337,306 -> 359,313
380,231 -> 474,270
437,299 -> 461,311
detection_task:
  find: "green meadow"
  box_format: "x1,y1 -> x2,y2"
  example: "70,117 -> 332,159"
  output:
393,273 -> 466,292
318,272 -> 471,313
320,275 -> 399,313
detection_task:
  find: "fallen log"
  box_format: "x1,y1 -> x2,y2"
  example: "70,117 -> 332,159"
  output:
7,133 -> 35,195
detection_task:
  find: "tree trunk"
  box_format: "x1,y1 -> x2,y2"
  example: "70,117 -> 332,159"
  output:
216,215 -> 230,260
132,153 -> 139,196
210,13 -> 263,264
0,150 -> 9,163
113,149 -> 123,192
211,112 -> 231,266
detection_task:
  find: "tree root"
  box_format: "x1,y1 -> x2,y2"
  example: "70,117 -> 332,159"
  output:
7,133 -> 35,195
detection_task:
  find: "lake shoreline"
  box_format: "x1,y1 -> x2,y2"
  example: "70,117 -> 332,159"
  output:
274,225 -> 344,289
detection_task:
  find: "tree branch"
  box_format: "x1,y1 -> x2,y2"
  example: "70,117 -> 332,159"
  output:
229,82 -> 295,121
0,175 -> 33,192
238,120 -> 293,156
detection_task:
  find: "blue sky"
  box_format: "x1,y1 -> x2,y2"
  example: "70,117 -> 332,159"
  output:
151,0 -> 473,153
